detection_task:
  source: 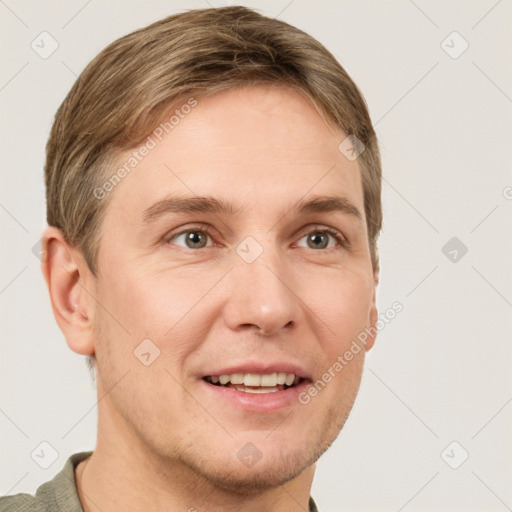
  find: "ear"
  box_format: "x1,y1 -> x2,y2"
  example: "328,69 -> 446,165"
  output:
364,269 -> 379,352
40,226 -> 95,357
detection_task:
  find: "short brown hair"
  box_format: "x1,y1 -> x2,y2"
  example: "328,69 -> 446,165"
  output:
45,5 -> 382,274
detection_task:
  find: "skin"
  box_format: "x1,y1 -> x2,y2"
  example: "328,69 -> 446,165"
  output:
42,85 -> 378,512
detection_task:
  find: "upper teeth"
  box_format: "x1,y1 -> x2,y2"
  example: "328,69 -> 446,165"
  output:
210,373 -> 297,387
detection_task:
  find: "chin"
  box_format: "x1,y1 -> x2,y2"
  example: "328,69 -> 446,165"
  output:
178,418 -> 343,495
184,448 -> 315,495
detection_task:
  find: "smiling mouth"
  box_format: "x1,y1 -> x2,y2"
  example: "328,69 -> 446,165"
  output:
203,372 -> 303,394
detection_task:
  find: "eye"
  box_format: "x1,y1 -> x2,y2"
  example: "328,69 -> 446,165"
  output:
296,228 -> 346,250
166,228 -> 214,249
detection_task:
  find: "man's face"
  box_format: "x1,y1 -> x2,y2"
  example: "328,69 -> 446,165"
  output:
90,85 -> 377,491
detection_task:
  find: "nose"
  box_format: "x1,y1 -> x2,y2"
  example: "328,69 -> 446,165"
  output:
222,249 -> 300,337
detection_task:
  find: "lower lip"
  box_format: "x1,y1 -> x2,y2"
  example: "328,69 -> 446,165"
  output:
200,379 -> 309,413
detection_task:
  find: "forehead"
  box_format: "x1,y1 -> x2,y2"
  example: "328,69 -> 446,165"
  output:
105,85 -> 364,221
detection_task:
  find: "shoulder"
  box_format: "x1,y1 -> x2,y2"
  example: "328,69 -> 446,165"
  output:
0,451 -> 92,512
0,493 -> 38,511
0,479 -> 57,512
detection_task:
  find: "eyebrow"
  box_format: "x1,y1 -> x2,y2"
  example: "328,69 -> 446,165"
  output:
142,195 -> 241,224
294,195 -> 362,221
142,194 -> 362,224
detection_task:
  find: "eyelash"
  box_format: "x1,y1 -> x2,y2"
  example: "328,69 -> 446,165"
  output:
164,224 -> 348,251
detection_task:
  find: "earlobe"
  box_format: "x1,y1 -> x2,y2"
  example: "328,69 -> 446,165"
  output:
41,227 -> 95,356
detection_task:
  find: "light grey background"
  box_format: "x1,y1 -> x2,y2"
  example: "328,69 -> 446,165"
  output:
1,1 -> 511,511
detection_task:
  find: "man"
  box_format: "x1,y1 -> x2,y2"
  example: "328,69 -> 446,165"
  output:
1,5 -> 382,511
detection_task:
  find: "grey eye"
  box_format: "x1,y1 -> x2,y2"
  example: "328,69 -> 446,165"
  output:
297,231 -> 337,250
172,231 -> 211,249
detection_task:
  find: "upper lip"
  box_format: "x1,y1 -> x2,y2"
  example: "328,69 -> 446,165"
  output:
202,362 -> 310,380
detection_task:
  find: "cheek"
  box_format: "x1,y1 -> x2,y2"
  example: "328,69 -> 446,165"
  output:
95,265 -> 182,334
93,265 -> 225,369
303,266 -> 373,341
